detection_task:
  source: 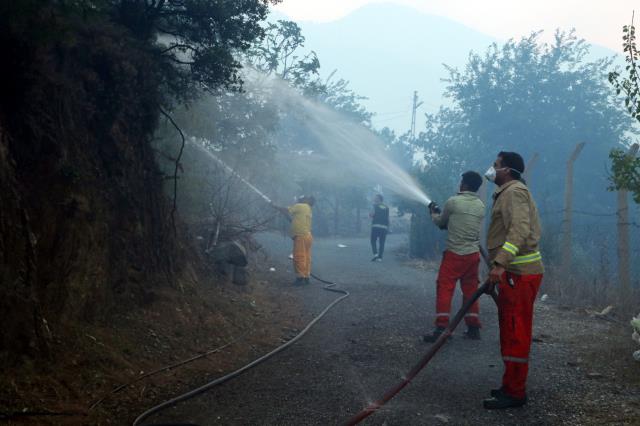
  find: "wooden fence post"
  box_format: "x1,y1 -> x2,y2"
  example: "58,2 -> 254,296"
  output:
560,143 -> 586,283
523,153 -> 539,185
617,143 -> 639,298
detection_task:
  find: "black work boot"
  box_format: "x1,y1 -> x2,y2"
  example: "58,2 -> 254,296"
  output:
303,277 -> 311,285
423,327 -> 449,343
490,387 -> 504,398
463,325 -> 481,340
294,277 -> 304,286
483,392 -> 527,409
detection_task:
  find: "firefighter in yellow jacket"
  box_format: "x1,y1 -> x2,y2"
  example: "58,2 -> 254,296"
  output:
272,196 -> 315,286
483,151 -> 544,410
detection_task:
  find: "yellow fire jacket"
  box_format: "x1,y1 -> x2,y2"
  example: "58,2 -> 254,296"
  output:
487,180 -> 544,275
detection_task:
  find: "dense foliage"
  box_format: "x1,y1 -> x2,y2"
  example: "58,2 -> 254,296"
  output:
609,14 -> 640,203
0,0 -> 280,356
413,31 -> 633,211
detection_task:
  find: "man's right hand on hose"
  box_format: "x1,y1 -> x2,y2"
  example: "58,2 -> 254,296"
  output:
484,263 -> 506,294
428,201 -> 441,215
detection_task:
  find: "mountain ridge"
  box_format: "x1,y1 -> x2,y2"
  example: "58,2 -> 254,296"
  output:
271,3 -> 620,133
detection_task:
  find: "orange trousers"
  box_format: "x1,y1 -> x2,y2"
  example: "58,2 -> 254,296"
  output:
292,234 -> 313,278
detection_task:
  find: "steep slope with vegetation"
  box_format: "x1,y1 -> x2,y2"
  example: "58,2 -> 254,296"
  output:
0,0 -> 278,359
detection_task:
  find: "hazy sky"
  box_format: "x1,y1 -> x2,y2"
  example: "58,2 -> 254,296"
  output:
274,0 -> 637,52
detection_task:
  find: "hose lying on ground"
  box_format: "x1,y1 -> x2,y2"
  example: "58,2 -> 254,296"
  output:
344,280 -> 498,425
133,274 -> 349,426
89,333 -> 249,411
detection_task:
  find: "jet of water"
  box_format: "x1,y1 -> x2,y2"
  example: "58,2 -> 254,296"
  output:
185,71 -> 432,208
188,138 -> 273,204
265,76 -> 432,206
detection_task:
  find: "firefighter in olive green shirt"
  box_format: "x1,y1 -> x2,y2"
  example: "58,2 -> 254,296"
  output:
424,171 -> 485,343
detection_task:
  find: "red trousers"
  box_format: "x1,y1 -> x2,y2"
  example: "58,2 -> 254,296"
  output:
497,272 -> 543,399
434,250 -> 481,328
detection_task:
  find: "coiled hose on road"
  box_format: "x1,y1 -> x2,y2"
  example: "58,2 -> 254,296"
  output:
133,274 -> 349,426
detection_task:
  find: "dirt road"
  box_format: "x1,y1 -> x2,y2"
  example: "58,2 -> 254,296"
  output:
148,233 -> 640,425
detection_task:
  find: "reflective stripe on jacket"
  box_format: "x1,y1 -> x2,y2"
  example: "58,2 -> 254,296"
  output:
487,180 -> 544,275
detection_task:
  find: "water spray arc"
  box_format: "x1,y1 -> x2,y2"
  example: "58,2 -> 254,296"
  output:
189,140 -> 273,204
258,74 -> 433,206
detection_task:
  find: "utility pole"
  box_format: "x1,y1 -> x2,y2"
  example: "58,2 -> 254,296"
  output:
410,91 -> 423,140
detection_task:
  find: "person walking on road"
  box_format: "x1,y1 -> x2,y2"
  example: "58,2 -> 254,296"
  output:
424,171 -> 485,342
483,151 -> 544,410
370,194 -> 390,262
272,196 -> 315,286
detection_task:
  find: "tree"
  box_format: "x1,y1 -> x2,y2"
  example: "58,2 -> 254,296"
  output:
316,71 -> 373,126
608,148 -> 640,203
397,30 -> 637,261
109,0 -> 281,101
421,30 -> 633,211
247,19 -> 321,90
609,13 -> 640,122
609,13 -> 640,203
246,20 -> 371,123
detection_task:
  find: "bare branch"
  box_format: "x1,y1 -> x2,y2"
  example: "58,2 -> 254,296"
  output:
158,106 -> 186,235
161,44 -> 197,54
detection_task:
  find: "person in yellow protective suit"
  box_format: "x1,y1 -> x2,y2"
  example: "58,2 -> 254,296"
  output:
272,196 -> 315,285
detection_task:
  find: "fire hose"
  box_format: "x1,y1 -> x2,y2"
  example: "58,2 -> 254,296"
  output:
344,282 -> 498,425
133,255 -> 497,425
132,274 -> 349,426
344,247 -> 499,425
